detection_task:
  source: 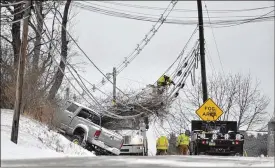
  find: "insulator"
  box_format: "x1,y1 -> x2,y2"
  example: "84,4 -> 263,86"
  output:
183,62 -> 188,68
181,83 -> 185,88
177,70 -> 182,76
175,92 -> 179,98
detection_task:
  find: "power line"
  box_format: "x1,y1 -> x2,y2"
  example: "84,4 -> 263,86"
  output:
80,1 -> 272,19
203,1 -> 225,74
205,42 -> 217,76
168,52 -> 198,101
78,74 -> 110,97
210,10 -> 274,28
115,1 -> 178,75
32,4 -> 144,120
46,5 -> 158,116
97,1 -> 274,13
96,26 -> 198,112
72,2 -> 274,27
134,40 -> 200,103
169,28 -> 198,81
82,1 -> 178,90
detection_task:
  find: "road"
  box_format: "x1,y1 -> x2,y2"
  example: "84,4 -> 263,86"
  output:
1,155 -> 274,168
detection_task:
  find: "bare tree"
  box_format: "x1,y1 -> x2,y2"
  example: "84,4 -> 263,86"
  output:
48,0 -> 71,101
0,0 -> 74,124
166,73 -> 270,132
1,1 -> 24,70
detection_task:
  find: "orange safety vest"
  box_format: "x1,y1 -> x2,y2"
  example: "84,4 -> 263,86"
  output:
156,136 -> 169,150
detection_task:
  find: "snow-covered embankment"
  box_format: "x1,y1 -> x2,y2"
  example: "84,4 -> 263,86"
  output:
1,109 -> 95,160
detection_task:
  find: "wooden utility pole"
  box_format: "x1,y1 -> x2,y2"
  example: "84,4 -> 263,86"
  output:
197,0 -> 208,102
11,0 -> 32,144
112,67 -> 116,105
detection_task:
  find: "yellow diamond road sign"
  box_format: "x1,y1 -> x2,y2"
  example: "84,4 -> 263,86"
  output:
196,98 -> 223,121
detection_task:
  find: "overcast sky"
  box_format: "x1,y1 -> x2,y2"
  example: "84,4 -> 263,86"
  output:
67,1 -> 274,116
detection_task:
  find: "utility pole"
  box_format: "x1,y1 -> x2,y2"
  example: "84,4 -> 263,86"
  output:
11,0 -> 32,144
112,67 -> 116,105
197,0 -> 208,102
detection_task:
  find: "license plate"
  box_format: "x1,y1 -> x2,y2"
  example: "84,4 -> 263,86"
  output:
209,142 -> 216,146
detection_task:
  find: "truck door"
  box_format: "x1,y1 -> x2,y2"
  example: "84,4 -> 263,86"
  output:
68,108 -> 93,134
59,102 -> 79,130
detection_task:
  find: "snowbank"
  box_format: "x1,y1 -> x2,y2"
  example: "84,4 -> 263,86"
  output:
1,109 -> 95,160
1,133 -> 64,159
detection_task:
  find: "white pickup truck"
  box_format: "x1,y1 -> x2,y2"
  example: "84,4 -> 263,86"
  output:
53,101 -> 124,155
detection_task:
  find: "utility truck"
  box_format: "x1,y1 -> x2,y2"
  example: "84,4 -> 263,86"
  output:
119,130 -> 148,156
190,120 -> 244,156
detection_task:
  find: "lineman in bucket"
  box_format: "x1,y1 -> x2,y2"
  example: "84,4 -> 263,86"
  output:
157,75 -> 175,87
156,135 -> 169,155
176,130 -> 191,155
156,75 -> 175,94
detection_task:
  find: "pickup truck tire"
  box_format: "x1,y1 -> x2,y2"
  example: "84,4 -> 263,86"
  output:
72,135 -> 84,146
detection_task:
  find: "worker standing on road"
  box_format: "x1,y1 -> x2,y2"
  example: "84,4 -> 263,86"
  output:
156,135 -> 169,155
176,130 -> 190,155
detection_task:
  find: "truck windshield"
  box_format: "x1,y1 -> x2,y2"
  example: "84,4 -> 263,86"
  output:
77,108 -> 101,125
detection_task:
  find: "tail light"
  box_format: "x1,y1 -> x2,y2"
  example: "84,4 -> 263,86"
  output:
235,141 -> 239,145
94,130 -> 101,138
202,140 -> 206,144
120,139 -> 124,149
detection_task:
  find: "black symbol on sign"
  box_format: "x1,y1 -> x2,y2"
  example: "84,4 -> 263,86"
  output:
203,106 -> 217,119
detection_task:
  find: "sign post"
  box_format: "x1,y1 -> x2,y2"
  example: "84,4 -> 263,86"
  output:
196,98 -> 223,121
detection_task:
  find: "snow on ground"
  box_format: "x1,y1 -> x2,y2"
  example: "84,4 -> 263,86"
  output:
1,109 -> 95,160
110,156 -> 274,167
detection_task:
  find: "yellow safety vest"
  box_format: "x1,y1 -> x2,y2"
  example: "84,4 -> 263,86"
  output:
157,76 -> 165,83
176,134 -> 190,146
156,136 -> 168,150
157,76 -> 172,85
